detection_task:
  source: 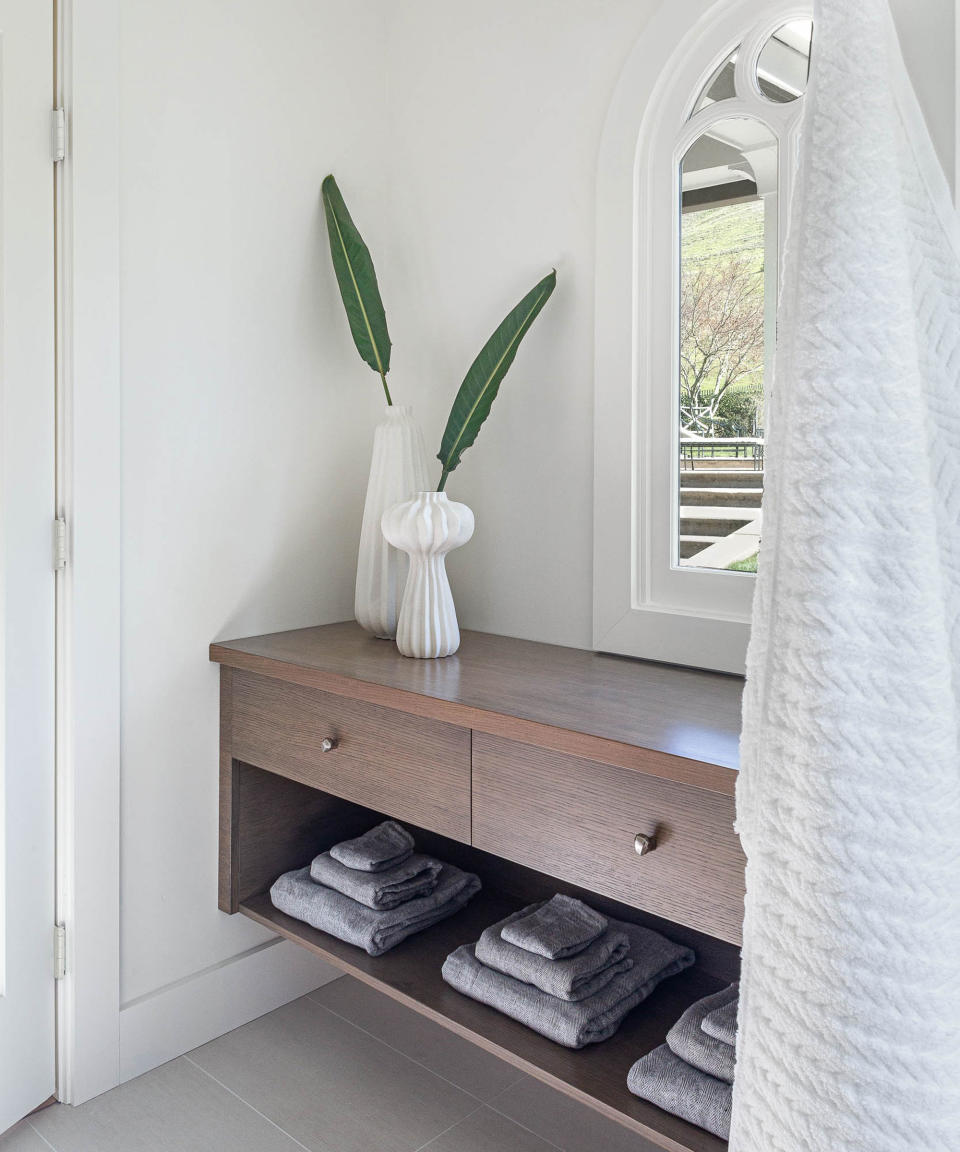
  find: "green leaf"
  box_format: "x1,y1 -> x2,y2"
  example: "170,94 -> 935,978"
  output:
321,174 -> 392,399
437,270 -> 556,490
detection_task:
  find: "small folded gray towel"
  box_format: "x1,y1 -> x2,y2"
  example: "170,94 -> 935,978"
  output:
500,894 -> 608,959
443,921 -> 694,1048
328,820 -> 415,872
476,904 -> 632,1001
701,984 -> 739,1046
666,984 -> 738,1084
627,1044 -> 732,1140
310,851 -> 442,910
270,863 -> 480,956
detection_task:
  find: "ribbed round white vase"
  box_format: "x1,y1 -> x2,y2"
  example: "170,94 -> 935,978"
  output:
381,492 -> 475,659
355,406 -> 430,639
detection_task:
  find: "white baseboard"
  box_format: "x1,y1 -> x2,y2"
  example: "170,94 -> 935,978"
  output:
118,939 -> 340,1086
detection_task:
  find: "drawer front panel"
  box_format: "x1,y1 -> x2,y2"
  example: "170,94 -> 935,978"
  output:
231,670 -> 471,842
472,733 -> 745,943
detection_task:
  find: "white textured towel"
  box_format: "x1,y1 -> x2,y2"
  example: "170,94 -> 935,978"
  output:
732,3 -> 960,1151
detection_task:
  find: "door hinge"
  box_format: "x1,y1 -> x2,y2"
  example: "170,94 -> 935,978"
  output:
54,924 -> 66,980
52,108 -> 65,163
53,517 -> 68,571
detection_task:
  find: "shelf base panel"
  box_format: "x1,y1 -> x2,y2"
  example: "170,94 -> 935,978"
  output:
241,890 -> 728,1152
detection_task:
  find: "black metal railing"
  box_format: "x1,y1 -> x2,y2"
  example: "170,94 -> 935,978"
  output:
679,436 -> 764,470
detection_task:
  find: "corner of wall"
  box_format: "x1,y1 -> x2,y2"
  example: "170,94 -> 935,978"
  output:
118,940 -> 340,1086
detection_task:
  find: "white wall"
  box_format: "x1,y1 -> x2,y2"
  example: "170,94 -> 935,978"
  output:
890,0 -> 955,187
117,0 -> 390,1051
113,0 -> 955,1079
382,0 -> 663,650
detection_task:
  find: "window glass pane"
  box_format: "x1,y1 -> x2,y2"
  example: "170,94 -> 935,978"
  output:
691,49 -> 739,115
677,118 -> 777,572
756,20 -> 813,103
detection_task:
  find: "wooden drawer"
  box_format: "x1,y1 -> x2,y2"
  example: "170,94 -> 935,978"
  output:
472,733 -> 745,944
230,669 -> 471,841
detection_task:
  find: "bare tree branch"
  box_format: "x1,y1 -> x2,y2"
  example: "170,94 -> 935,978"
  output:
680,253 -> 765,433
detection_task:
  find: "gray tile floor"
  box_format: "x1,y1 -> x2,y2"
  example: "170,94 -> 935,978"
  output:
3,977 -> 657,1152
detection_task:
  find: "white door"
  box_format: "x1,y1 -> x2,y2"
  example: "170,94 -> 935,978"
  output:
0,0 -> 57,1132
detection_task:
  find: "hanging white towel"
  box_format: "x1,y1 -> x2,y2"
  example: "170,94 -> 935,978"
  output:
732,2 -> 960,1150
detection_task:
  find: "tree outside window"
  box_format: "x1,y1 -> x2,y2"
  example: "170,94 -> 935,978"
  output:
679,200 -> 766,439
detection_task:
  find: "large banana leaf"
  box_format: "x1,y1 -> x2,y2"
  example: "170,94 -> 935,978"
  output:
321,174 -> 392,402
437,270 -> 556,490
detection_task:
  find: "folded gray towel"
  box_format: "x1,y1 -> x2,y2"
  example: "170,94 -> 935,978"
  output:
443,921 -> 694,1048
310,851 -> 442,910
500,894 -> 608,959
328,820 -> 415,872
270,863 -> 480,956
627,1044 -> 732,1140
666,984 -> 738,1084
476,903 -> 633,1001
701,984 -> 739,1046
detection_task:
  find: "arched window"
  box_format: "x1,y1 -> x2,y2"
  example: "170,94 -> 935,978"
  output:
594,2 -> 812,672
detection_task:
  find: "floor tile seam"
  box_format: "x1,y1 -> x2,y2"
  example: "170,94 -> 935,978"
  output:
483,1097 -> 569,1152
409,1103 -> 489,1152
24,1122 -> 59,1152
182,1055 -> 321,1152
303,994 -> 491,1105
483,1070 -> 537,1103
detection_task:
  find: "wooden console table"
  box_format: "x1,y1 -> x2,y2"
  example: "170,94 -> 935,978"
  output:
211,622 -> 745,1152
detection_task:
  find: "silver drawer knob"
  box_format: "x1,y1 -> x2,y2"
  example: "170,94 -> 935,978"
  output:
634,832 -> 657,856
320,737 -> 338,752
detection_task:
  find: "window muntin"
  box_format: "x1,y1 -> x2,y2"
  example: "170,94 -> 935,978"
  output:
756,20 -> 813,103
691,49 -> 740,114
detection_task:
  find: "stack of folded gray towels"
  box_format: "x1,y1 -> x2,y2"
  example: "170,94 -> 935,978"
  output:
442,894 -> 695,1049
269,820 -> 480,956
627,982 -> 739,1140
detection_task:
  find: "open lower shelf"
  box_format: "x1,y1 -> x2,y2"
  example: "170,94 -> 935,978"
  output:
242,888 -> 728,1152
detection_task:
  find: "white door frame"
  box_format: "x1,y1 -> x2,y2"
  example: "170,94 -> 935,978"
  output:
55,0 -> 122,1106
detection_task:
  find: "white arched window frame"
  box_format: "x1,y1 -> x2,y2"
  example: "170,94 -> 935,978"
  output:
593,0 -> 811,674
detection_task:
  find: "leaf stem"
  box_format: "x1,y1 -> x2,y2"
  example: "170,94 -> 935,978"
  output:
379,371 -> 393,406
436,468 -> 449,493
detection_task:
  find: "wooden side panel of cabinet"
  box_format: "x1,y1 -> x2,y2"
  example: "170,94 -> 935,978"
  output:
235,764 -> 381,905
218,666 -> 238,912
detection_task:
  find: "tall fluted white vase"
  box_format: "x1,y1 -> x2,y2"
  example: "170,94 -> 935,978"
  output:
355,406 -> 430,639
381,492 -> 474,658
